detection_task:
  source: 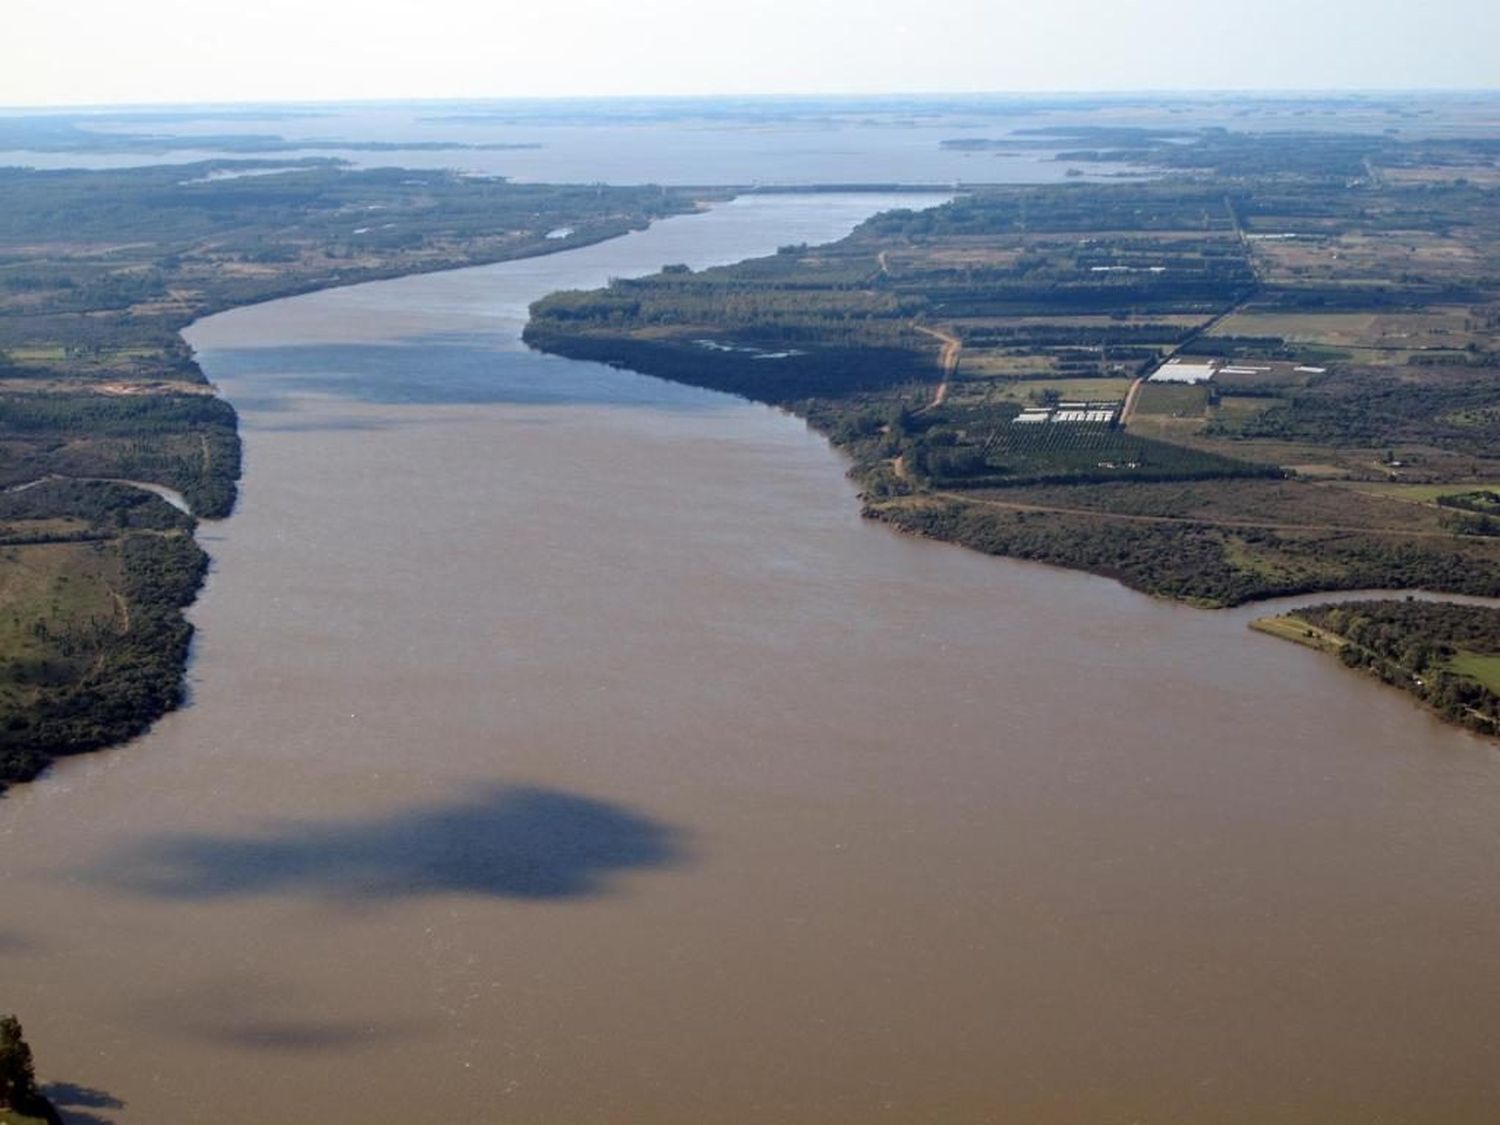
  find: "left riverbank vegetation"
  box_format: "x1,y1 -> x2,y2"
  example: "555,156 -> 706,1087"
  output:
0,161 -> 707,788
0,481 -> 203,787
0,1014 -> 58,1125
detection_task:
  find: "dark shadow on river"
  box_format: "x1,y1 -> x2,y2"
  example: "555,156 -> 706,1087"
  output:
82,784 -> 686,903
204,333 -> 740,413
0,929 -> 39,954
41,1081 -> 126,1125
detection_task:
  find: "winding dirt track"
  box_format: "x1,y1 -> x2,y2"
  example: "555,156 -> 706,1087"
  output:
912,324 -> 961,409
1118,376 -> 1146,425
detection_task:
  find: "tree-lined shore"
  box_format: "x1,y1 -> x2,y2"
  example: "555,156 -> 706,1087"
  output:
0,162 -> 706,789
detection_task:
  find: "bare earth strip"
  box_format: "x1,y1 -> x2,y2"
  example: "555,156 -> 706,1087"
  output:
912,324 -> 961,409
924,490 -> 1466,539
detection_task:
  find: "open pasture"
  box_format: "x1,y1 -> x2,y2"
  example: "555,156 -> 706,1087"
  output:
979,376 -> 1133,404
1212,307 -> 1484,351
1248,230 -> 1491,285
1133,382 -> 1208,416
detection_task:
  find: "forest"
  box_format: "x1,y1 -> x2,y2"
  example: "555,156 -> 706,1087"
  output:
1260,600 -> 1500,736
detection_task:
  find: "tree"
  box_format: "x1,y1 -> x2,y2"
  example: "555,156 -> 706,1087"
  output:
0,1014 -> 38,1110
1030,387 -> 1063,407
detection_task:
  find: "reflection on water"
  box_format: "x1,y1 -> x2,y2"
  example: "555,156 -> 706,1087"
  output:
0,930 -> 39,955
38,1082 -> 125,1125
132,974 -> 421,1055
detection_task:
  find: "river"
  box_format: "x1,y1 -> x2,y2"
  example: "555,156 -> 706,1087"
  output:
3,194 -> 1499,1124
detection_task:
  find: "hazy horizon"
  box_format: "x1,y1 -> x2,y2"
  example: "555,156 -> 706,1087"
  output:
4,88 -> 1499,116
8,0 -> 1498,109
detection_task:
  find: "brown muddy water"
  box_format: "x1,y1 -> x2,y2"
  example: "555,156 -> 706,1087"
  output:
3,196 -> 1499,1124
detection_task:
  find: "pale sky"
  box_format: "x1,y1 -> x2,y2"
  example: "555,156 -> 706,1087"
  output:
6,0 -> 1498,108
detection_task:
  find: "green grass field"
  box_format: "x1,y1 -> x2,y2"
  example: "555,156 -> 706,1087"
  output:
1248,614 -> 1345,652
1448,650 -> 1500,692
6,347 -> 67,363
1212,308 -> 1479,350
1213,395 -> 1276,422
984,377 -> 1133,404
0,541 -> 123,713
1134,382 -> 1208,416
1340,481 -> 1500,504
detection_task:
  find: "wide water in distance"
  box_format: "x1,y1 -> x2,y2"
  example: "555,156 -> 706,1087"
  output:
3,195 -> 1500,1123
0,104 -> 1130,183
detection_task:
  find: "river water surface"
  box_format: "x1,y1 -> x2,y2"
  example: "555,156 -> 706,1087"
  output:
3,195 -> 1500,1123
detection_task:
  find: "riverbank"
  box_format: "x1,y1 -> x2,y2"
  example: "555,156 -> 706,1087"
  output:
524,150 -> 1500,608
1251,600 -> 1500,738
0,163 -> 710,789
0,1103 -> 61,1125
1248,612 -> 1345,652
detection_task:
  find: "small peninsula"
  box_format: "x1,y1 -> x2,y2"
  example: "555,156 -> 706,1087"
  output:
1252,600 -> 1500,737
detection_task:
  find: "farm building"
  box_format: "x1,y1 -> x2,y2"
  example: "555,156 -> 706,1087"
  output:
1150,358 -> 1220,384
1012,401 -> 1120,426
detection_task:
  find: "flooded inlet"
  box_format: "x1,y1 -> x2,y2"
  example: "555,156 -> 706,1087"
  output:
2,196 -> 1499,1123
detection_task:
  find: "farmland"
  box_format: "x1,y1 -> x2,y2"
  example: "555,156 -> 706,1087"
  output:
0,480 -> 204,786
526,126 -> 1500,608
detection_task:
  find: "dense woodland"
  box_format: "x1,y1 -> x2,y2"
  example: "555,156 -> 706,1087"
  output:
1210,367 -> 1500,457
1279,600 -> 1500,736
0,391 -> 241,517
0,1013 -> 57,1124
